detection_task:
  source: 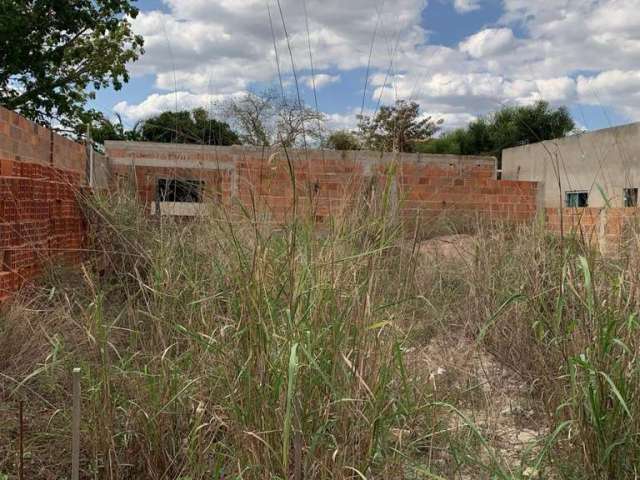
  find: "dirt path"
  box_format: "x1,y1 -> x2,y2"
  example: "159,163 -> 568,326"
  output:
405,332 -> 548,478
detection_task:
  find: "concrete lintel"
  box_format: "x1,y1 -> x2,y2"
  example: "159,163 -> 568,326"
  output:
104,141 -> 496,167
110,157 -> 235,171
104,140 -> 245,154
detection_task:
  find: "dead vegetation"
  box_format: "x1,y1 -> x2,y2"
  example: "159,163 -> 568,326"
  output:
1,188 -> 640,479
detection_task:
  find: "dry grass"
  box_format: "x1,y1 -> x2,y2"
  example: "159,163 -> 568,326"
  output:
2,186 -> 640,479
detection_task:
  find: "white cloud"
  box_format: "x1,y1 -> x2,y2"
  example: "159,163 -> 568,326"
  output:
301,74 -> 341,89
576,70 -> 640,118
325,111 -> 359,131
114,0 -> 640,129
497,0 -> 640,77
113,92 -> 232,122
577,70 -> 640,100
453,0 -> 481,13
492,0 -> 640,119
129,0 -> 428,94
431,112 -> 478,131
535,77 -> 577,103
459,28 -> 515,58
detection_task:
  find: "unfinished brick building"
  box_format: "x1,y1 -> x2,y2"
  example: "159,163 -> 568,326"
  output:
9,105 -> 634,302
0,108 -> 95,301
504,123 -> 640,252
105,141 -> 540,224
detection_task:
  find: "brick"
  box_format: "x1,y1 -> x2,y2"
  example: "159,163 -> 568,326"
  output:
0,106 -> 566,299
0,107 -> 88,302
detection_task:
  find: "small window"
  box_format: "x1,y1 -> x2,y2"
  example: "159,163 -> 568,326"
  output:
624,188 -> 638,207
157,178 -> 204,203
566,191 -> 589,208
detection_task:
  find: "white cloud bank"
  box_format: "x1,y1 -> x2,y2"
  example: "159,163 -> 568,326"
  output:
459,28 -> 515,58
114,0 -> 640,130
113,92 -> 231,122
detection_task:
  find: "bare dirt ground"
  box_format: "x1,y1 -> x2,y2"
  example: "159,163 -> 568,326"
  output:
412,234 -> 549,478
418,234 -> 477,264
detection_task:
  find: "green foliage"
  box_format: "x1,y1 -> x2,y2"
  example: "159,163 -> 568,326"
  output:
563,256 -> 640,479
417,129 -> 466,155
325,130 -> 361,151
87,109 -> 241,147
0,0 -> 144,130
357,100 -> 443,153
417,101 -> 575,159
491,100 -> 575,150
139,108 -> 240,145
87,113 -> 142,146
463,222 -> 640,478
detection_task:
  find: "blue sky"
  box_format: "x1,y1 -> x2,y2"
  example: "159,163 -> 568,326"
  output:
92,0 -> 640,133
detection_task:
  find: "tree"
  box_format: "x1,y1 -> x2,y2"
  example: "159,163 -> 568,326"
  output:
224,89 -> 325,148
489,101 -> 575,153
357,100 -> 443,153
87,113 -> 142,146
0,0 -> 144,130
417,101 -> 575,159
224,89 -> 277,147
417,129 -> 465,155
139,108 -> 240,145
276,100 -> 325,148
325,130 -> 360,151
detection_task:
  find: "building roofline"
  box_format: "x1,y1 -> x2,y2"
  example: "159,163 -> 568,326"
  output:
503,121 -> 640,153
104,141 -> 496,165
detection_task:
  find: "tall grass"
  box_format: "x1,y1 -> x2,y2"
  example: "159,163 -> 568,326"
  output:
460,221 -> 640,479
0,186 -> 441,479
3,185 -> 640,479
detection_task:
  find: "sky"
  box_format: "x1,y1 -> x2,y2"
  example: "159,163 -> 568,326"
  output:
91,0 -> 640,134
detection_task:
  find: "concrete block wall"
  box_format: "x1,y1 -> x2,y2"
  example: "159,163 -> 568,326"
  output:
92,153 -> 112,190
0,107 -> 88,301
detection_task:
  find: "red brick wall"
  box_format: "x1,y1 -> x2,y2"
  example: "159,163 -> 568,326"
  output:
107,143 -> 540,225
545,208 -> 601,238
0,107 -> 87,172
234,150 -> 367,222
545,207 -> 640,252
113,165 -> 231,205
396,161 -> 539,222
107,145 -> 369,222
0,107 -> 87,302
